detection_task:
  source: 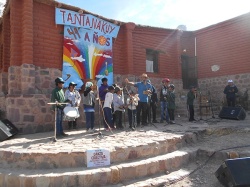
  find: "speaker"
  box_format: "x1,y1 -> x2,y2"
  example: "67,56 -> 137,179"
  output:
219,107 -> 246,120
0,119 -> 19,141
215,157 -> 250,187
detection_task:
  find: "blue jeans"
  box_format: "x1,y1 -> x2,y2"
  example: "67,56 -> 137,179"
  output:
128,109 -> 136,127
160,101 -> 169,122
103,107 -> 114,128
56,108 -> 64,135
85,112 -> 95,129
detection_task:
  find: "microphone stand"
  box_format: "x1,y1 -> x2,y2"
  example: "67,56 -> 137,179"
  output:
96,86 -> 103,138
95,85 -> 113,139
208,90 -> 215,118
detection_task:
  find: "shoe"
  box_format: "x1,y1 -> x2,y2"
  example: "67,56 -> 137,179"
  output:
170,121 -> 176,124
131,127 -> 135,131
105,128 -> 110,131
91,129 -> 96,132
61,132 -> 68,136
56,134 -> 62,139
86,128 -> 90,132
160,120 -> 163,123
152,120 -> 158,123
189,119 -> 196,122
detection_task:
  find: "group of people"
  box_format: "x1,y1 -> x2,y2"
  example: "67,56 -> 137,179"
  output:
51,77 -> 96,138
50,74 -> 239,138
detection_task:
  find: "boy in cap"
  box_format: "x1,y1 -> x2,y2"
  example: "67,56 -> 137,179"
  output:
224,80 -> 238,107
51,77 -> 68,137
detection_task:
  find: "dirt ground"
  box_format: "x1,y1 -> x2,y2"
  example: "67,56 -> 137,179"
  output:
164,117 -> 250,187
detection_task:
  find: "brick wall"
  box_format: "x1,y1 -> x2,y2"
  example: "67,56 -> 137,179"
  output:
195,13 -> 250,79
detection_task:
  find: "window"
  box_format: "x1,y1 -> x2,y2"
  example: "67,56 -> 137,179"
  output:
146,49 -> 158,73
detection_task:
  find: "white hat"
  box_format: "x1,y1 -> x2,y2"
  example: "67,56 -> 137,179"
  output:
228,80 -> 233,83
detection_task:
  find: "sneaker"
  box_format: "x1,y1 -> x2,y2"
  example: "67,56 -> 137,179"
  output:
91,129 -> 96,132
170,121 -> 176,124
86,128 -> 90,132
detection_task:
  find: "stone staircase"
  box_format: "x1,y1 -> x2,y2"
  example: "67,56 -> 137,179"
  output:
0,120 -> 249,187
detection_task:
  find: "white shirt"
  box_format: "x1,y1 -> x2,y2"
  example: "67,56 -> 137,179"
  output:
126,95 -> 139,110
65,89 -> 81,107
103,92 -> 113,108
113,93 -> 125,112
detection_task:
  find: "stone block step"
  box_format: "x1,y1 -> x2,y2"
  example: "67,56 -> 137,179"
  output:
0,148 -> 198,187
0,131 -> 200,170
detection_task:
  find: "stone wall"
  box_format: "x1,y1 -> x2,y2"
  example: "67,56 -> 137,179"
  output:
114,73 -> 250,119
0,69 -> 249,134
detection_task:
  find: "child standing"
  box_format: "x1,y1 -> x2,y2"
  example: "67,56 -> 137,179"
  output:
167,84 -> 176,124
103,86 -> 115,131
113,86 -> 125,130
82,82 -> 96,132
160,78 -> 170,124
126,90 -> 139,130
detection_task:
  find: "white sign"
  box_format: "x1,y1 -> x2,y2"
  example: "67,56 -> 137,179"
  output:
86,149 -> 110,168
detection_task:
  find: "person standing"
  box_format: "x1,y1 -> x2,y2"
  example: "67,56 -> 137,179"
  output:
187,86 -> 197,122
51,77 -> 68,138
103,86 -> 115,131
125,73 -> 152,126
99,78 -> 109,105
98,77 -> 109,127
167,84 -> 176,124
113,86 -> 125,130
223,80 -> 238,107
82,82 -> 96,132
65,82 -> 81,130
126,90 -> 139,130
160,78 -> 170,124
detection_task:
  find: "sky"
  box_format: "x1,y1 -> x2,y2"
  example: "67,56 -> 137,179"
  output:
0,0 -> 249,31
56,0 -> 250,31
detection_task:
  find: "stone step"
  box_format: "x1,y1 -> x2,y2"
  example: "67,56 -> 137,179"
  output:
0,148 -> 198,187
104,150 -> 250,187
0,131 -> 200,170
